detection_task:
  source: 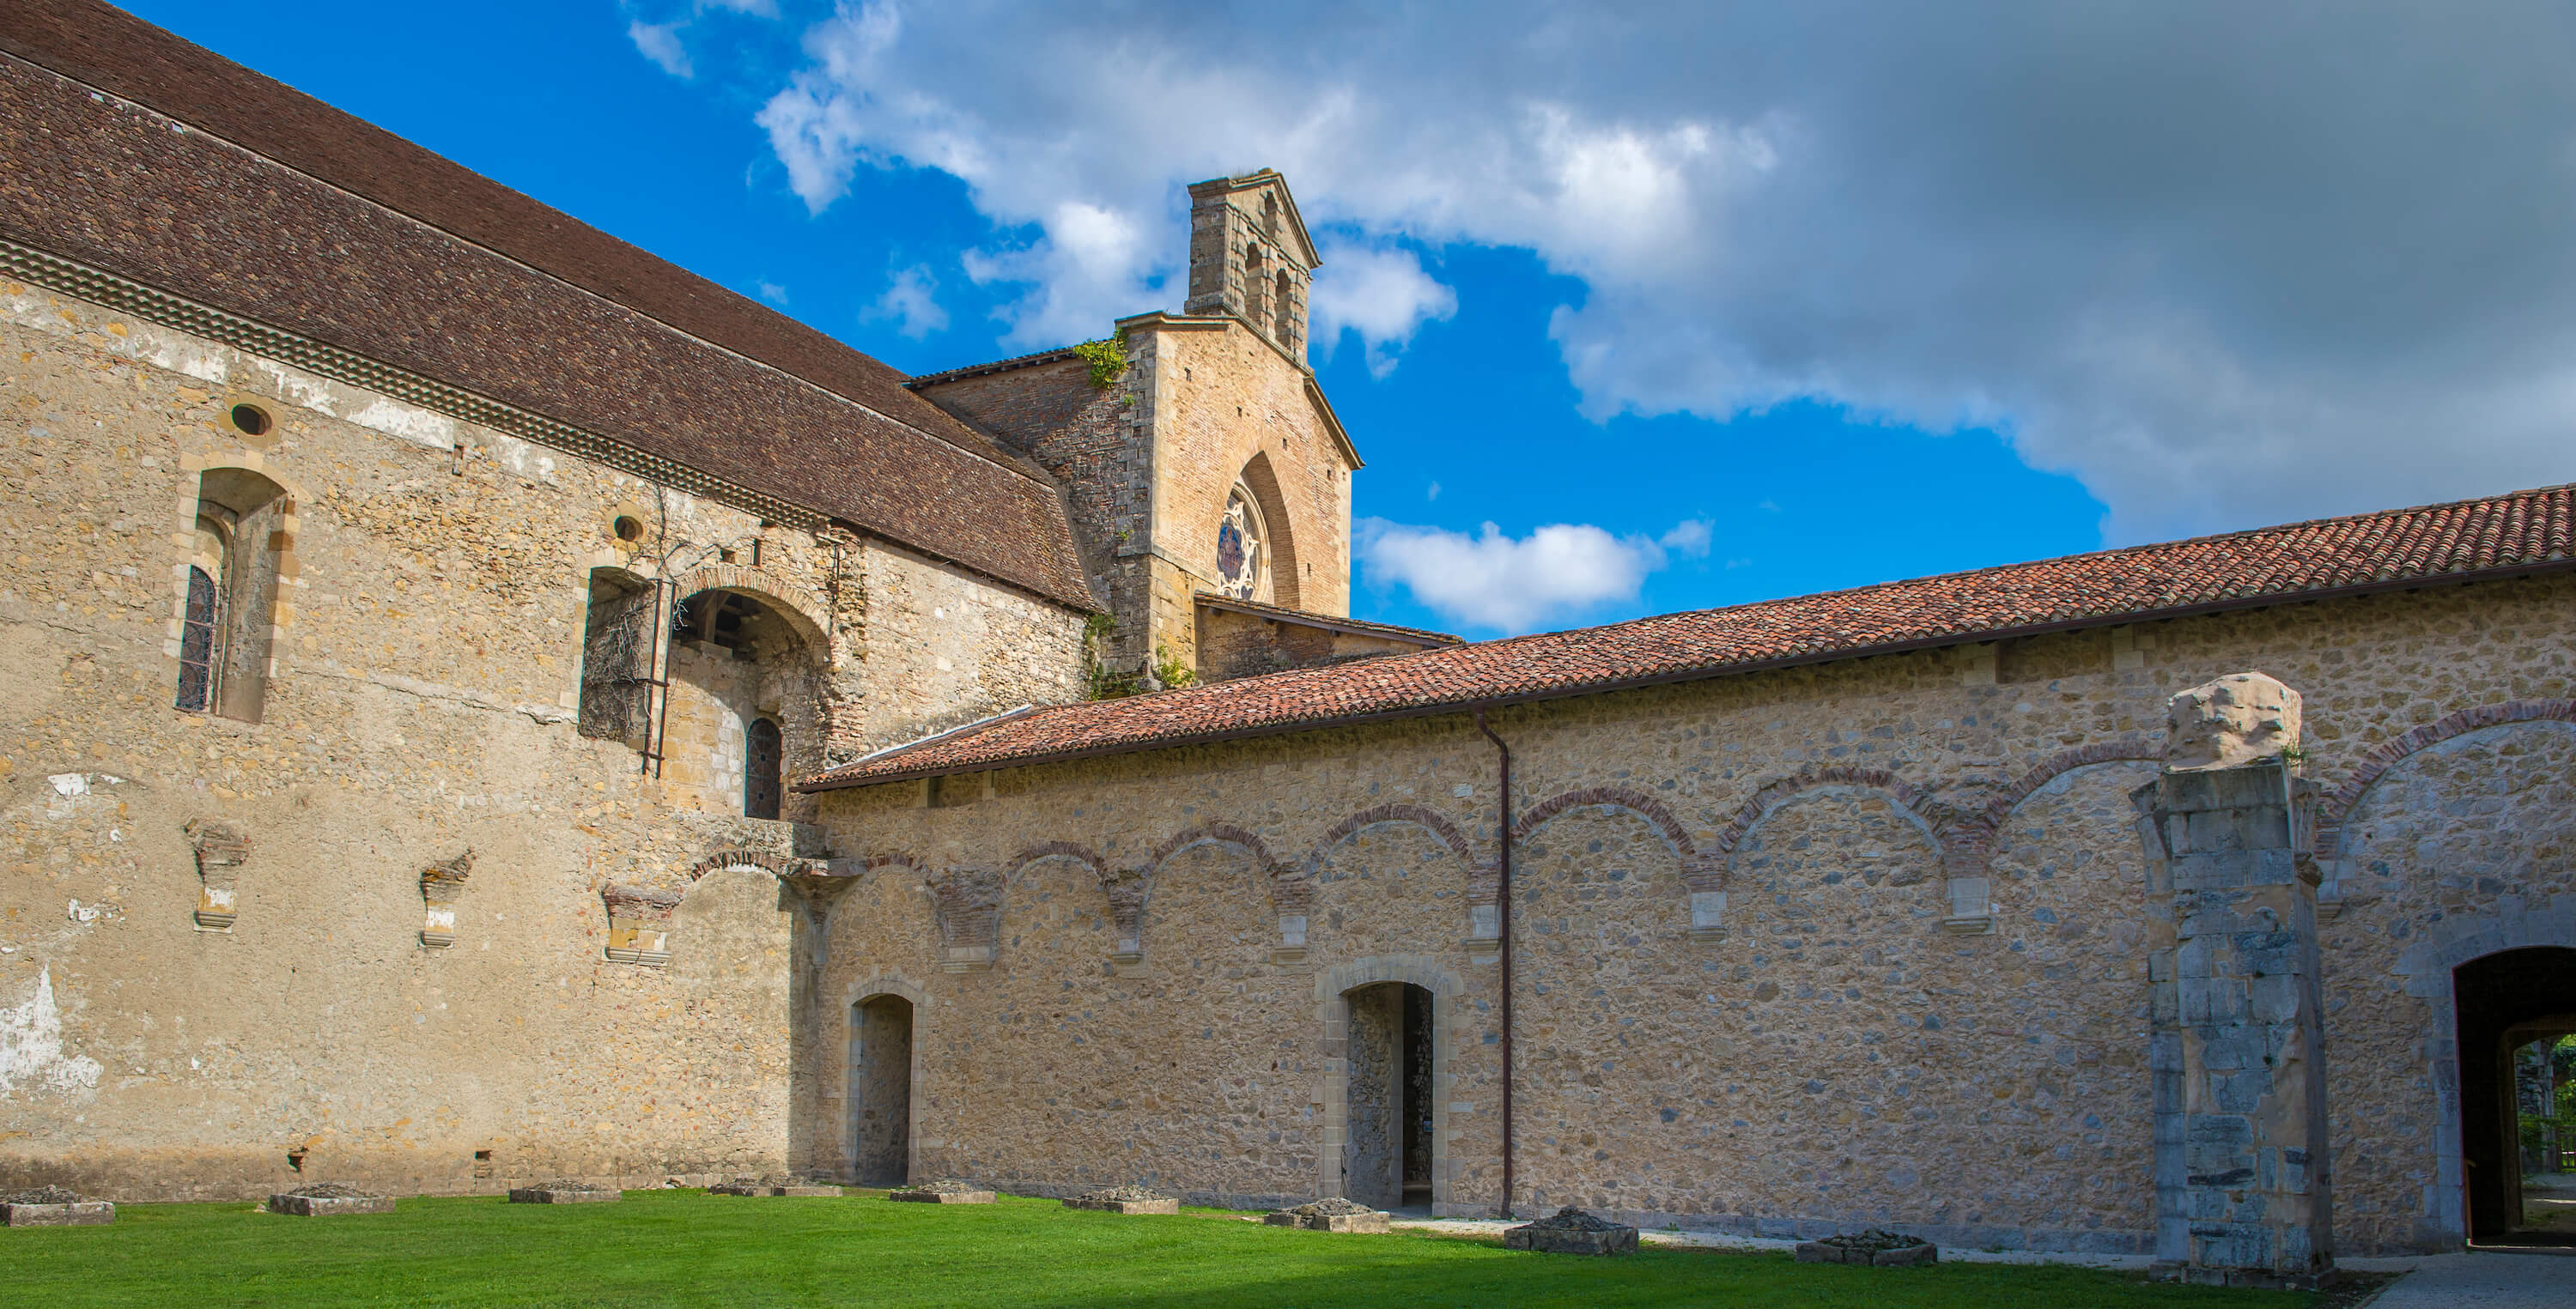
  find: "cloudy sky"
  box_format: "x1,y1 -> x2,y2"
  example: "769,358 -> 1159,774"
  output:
129,1 -> 2576,636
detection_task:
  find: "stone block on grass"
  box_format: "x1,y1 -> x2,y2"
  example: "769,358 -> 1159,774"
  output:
3,1187 -> 112,1227
1794,1230 -> 1937,1267
888,1179 -> 995,1204
1261,1197 -> 1390,1233
268,1184 -> 393,1216
1504,1207 -> 1639,1255
769,1185 -> 844,1197
507,1181 -> 622,1204
1063,1185 -> 1179,1215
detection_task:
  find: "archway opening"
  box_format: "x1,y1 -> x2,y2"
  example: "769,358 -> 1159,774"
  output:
1344,981 -> 1432,1210
666,587 -> 822,818
2454,947 -> 2576,1245
849,994 -> 914,1186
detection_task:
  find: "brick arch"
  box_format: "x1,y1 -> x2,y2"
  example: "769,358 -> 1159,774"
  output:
1710,767 -> 1942,884
2311,699 -> 2576,859
1312,804 -> 1476,869
1515,784 -> 1706,864
684,846 -> 825,882
1148,822 -> 1285,875
665,563 -> 832,654
1005,839 -> 1108,882
1148,821 -> 1310,941
1948,741 -> 2166,864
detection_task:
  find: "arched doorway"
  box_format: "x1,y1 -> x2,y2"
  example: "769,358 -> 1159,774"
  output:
2455,947 -> 2576,1245
850,994 -> 914,1186
1343,981 -> 1432,1210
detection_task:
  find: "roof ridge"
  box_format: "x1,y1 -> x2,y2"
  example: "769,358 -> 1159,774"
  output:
801,480 -> 2576,790
0,0 -> 1056,488
905,345 -> 1084,388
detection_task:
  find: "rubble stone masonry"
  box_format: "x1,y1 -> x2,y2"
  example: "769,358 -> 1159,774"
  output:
805,581 -> 2576,1255
0,282 -> 1083,1198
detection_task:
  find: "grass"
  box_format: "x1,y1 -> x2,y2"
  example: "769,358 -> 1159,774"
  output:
0,1189 -> 2322,1308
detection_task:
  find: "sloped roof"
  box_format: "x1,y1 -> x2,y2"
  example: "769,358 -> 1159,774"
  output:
0,0 -> 1095,609
1194,592 -> 1461,646
801,482 -> 2576,791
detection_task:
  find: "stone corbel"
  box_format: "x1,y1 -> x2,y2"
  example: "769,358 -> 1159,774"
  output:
418,851 -> 472,948
1267,865 -> 1315,964
185,818 -> 248,931
1937,847 -> 1995,935
601,884 -> 683,967
1681,855 -> 1728,942
928,867 -> 1003,973
1464,861 -> 1501,961
1100,867 -> 1147,973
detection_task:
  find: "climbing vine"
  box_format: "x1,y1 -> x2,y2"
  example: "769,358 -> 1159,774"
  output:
1072,332 -> 1128,390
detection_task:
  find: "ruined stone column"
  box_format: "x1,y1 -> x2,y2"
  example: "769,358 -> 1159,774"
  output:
2134,672 -> 2330,1288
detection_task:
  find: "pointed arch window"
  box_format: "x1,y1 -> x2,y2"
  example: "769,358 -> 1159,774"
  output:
176,564 -> 221,712
1275,269 -> 1296,348
1216,482 -> 1271,603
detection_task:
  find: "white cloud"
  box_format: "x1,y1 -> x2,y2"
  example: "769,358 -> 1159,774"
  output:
756,280 -> 790,306
726,1 -> 2576,542
1309,241 -> 1457,377
1425,481 -> 1441,501
864,264 -> 950,338
625,2 -> 780,81
627,20 -> 691,78
1358,517 -> 1706,633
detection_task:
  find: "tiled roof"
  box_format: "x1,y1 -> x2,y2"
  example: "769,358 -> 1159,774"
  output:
1194,592 -> 1462,645
905,346 -> 1084,389
802,482 -> 2576,791
0,0 -> 1095,610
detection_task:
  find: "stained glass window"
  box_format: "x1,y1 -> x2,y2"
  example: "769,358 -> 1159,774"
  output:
1217,484 -> 1269,603
176,565 -> 220,712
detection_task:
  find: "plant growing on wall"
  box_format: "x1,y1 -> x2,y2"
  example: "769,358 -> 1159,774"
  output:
1072,332 -> 1128,390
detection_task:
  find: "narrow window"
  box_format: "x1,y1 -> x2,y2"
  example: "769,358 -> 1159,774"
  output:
1262,191 -> 1279,238
745,717 -> 783,821
182,469 -> 287,723
1244,245 -> 1268,325
175,565 -> 221,712
1275,270 -> 1295,346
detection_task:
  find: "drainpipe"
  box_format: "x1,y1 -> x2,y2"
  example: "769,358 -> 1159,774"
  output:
1476,708 -> 1516,1221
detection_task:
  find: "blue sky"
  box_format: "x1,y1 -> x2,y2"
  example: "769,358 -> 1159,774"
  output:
117,2 -> 2576,638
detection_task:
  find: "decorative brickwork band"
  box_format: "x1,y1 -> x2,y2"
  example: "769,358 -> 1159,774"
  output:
1938,742 -> 2164,934
185,818 -> 248,931
601,884 -> 683,967
1514,786 -> 1718,942
927,867 -> 1005,973
2308,699 -> 2576,860
686,847 -> 829,883
416,850 -> 472,949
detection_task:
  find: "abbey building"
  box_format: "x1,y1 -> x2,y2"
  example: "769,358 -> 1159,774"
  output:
4,2 -> 2573,1286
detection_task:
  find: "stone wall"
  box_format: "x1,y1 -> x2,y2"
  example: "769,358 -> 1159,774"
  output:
805,574 -> 2576,1252
0,280 -> 1084,1198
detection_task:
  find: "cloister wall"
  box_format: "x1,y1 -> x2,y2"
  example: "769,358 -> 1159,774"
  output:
806,572 -> 2576,1254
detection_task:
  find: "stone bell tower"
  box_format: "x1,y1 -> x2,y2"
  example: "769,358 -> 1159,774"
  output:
1184,170 -> 1317,364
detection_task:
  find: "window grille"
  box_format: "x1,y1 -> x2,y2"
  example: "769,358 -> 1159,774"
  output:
579,581 -> 661,743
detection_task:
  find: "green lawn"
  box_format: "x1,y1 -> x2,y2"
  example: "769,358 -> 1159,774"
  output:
0,1189 -> 2318,1308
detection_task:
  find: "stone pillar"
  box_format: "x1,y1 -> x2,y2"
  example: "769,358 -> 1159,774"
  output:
2134,672 -> 2330,1288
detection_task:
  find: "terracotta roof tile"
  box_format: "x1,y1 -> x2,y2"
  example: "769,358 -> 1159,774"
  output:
802,482 -> 2576,790
0,0 -> 1095,609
